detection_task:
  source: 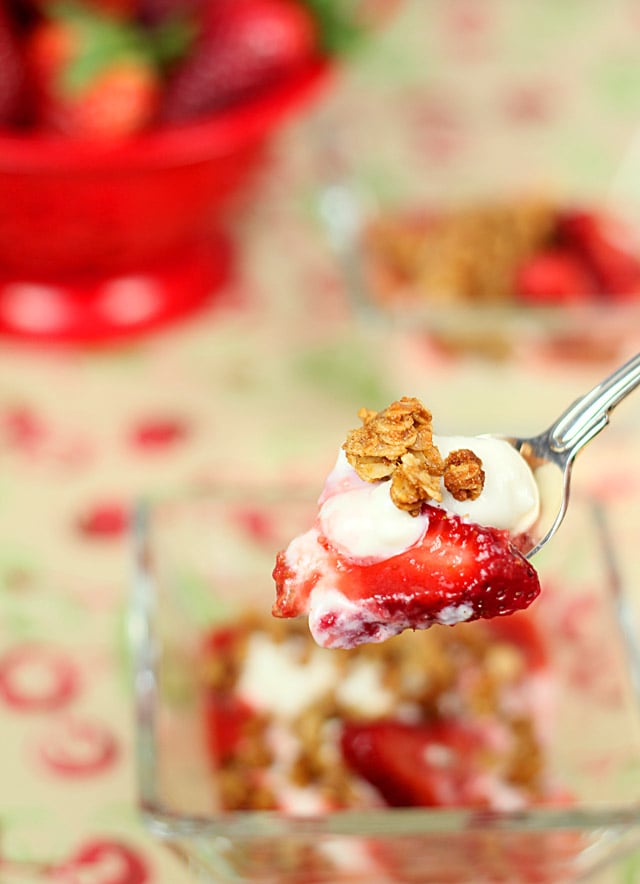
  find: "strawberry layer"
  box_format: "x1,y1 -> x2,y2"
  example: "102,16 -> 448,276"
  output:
272,505 -> 540,649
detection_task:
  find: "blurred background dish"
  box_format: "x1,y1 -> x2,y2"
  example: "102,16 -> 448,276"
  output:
319,183 -> 640,362
311,0 -> 640,363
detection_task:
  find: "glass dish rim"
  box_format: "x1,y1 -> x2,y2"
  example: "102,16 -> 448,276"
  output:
130,490 -> 640,840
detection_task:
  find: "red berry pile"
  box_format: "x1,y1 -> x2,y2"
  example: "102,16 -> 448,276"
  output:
0,0 -> 373,138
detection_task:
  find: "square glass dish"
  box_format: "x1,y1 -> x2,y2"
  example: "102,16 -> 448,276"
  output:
131,486 -> 640,884
318,180 -> 640,364
312,0 -> 640,362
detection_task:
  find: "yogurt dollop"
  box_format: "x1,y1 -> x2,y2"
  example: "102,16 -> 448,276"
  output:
433,434 -> 539,535
317,436 -> 539,562
319,480 -> 429,562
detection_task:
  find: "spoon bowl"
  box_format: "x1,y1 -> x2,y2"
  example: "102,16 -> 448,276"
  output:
496,352 -> 640,559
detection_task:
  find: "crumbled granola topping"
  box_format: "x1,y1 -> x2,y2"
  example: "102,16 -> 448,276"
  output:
444,448 -> 485,501
343,397 -> 485,515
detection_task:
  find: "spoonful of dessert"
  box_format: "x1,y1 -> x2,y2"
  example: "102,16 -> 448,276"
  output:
501,350 -> 640,559
273,356 -> 640,650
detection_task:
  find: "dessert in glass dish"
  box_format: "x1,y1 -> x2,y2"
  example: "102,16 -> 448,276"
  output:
321,187 -> 640,361
201,607 -> 557,816
132,486 -> 640,883
361,202 -> 640,311
273,397 -> 541,649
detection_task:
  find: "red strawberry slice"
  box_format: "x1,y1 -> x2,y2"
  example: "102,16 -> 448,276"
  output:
202,625 -> 258,761
160,0 -> 320,122
513,247 -> 597,305
557,209 -> 640,299
341,719 -> 494,807
273,505 -> 540,649
204,690 -> 255,762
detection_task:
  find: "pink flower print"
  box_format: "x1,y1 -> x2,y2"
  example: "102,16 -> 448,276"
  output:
0,644 -> 79,711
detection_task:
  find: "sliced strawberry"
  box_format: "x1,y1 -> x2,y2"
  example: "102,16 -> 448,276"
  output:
202,624 -> 258,761
160,0 -> 320,122
204,690 -> 255,762
513,247 -> 597,305
334,508 -> 538,615
557,209 -> 640,300
273,505 -> 540,648
341,719 -> 494,807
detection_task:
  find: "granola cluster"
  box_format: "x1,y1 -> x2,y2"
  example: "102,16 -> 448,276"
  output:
202,614 -> 548,812
363,199 -> 555,305
343,397 -> 485,515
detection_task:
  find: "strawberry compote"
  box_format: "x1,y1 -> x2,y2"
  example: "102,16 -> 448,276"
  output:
273,398 -> 541,650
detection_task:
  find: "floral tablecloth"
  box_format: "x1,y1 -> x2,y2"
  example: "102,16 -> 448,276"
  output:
3,2 -> 640,882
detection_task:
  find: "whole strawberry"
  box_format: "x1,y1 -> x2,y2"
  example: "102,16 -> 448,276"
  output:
25,2 -> 161,137
0,2 -> 27,126
160,0 -> 320,123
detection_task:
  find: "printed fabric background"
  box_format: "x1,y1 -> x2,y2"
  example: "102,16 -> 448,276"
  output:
3,1 -> 640,881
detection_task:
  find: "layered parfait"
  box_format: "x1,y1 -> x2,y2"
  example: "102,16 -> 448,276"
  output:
198,398 -> 560,821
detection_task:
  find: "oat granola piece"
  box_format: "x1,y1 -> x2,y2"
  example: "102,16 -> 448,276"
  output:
343,397 -> 485,515
443,448 -> 485,501
343,397 -> 445,514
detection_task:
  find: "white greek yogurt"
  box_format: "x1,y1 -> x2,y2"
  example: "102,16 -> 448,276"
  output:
433,434 -> 539,535
316,439 -> 539,563
319,480 -> 429,562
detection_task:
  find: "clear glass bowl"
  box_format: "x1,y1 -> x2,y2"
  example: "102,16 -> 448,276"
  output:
130,486 -> 640,883
316,169 -> 640,365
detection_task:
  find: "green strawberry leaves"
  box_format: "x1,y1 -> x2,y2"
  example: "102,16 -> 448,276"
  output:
49,1 -> 194,95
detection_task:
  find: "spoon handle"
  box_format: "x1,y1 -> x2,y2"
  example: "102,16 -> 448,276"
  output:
548,352 -> 640,456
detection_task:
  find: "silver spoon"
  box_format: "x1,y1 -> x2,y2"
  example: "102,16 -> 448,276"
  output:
498,351 -> 640,559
